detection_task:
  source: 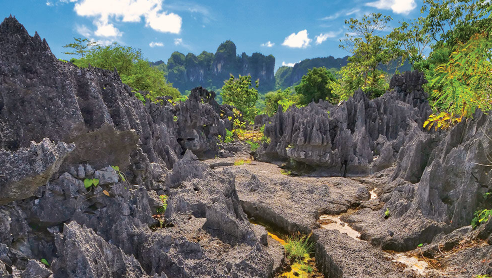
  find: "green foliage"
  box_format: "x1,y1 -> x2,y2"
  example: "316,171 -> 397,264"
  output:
284,233 -> 314,263
156,195 -> 168,214
472,209 -> 492,228
295,67 -> 338,105
84,178 -> 99,189
135,92 -> 146,104
40,259 -> 50,267
338,13 -> 401,98
417,243 -> 424,248
246,140 -> 260,152
221,74 -> 259,122
384,208 -> 391,218
264,88 -> 299,116
472,192 -> 492,228
222,129 -> 234,143
70,42 -> 180,100
62,37 -> 98,58
111,165 -> 126,182
419,0 -> 491,50
427,32 -> 492,121
234,158 -> 252,166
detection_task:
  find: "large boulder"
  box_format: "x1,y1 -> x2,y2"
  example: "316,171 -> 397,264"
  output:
0,138 -> 73,205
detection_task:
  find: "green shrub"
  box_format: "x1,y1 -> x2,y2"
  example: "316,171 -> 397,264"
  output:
156,195 -> 168,214
284,233 -> 314,263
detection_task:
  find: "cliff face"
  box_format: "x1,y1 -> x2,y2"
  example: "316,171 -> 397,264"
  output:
259,70 -> 432,176
166,40 -> 275,93
0,16 -> 272,278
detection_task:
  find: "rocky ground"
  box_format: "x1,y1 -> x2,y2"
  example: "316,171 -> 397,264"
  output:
208,154 -> 492,277
0,16 -> 491,278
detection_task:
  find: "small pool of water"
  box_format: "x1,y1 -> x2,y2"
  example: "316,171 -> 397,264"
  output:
369,189 -> 378,200
319,214 -> 430,276
319,215 -> 361,240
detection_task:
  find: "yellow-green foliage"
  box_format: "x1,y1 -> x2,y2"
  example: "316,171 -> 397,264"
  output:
427,32 -> 492,127
234,159 -> 252,166
221,74 -> 259,122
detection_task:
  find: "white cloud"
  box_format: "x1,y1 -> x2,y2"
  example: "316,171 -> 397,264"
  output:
366,0 -> 416,14
145,8 -> 182,34
282,61 -> 300,67
321,12 -> 342,21
149,41 -> 164,47
73,0 -> 182,37
174,38 -> 183,45
321,8 -> 360,20
76,24 -> 92,37
315,31 -> 341,45
282,30 -> 311,49
346,9 -> 360,16
93,19 -> 122,37
261,41 -> 275,47
46,1 -> 54,6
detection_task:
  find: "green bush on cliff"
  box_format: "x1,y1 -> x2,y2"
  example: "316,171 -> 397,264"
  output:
65,40 -> 180,100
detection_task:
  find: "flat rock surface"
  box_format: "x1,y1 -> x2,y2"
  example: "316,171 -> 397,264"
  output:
207,157 -> 370,234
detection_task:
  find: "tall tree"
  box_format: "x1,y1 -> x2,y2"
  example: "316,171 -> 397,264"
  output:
221,74 -> 259,122
337,13 -> 401,98
62,37 -> 98,58
295,67 -> 337,105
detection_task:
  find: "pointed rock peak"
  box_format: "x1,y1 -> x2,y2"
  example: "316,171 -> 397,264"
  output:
182,149 -> 198,161
215,40 -> 236,57
0,15 -> 28,37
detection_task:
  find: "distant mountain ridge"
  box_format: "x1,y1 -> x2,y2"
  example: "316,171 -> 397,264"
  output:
155,42 -> 412,94
275,56 -> 350,89
275,56 -> 412,90
164,40 -> 275,94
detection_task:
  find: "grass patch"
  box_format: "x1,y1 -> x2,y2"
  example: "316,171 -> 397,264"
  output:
234,158 -> 252,166
285,233 -> 314,263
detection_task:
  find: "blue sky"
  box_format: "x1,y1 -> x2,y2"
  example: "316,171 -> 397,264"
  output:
1,0 -> 422,71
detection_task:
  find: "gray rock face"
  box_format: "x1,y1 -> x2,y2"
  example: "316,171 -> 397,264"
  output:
0,138 -> 74,205
0,17 -> 271,278
52,222 -> 156,278
313,229 -> 400,278
0,16 -> 230,174
345,110 -> 492,252
258,70 -> 432,176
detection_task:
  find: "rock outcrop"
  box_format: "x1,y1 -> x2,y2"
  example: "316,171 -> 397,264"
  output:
259,70 -> 432,176
347,109 -> 492,251
0,139 -> 74,205
0,16 -> 271,278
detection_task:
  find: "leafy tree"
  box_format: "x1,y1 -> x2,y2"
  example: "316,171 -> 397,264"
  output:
62,37 -> 98,58
339,13 -> 402,93
424,32 -> 492,130
221,74 -> 259,122
264,88 -> 299,116
295,67 -> 337,105
390,0 -> 491,71
72,42 -> 180,99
